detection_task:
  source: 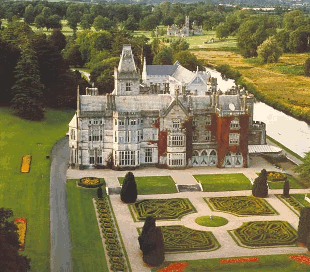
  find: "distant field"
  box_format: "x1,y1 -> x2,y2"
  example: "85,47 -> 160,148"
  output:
194,50 -> 310,122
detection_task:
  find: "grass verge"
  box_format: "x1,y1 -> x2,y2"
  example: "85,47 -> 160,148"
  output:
0,107 -> 74,272
67,180 -> 109,272
292,194 -> 310,207
267,175 -> 305,189
266,135 -> 304,161
118,176 -> 177,195
152,254 -> 310,272
193,173 -> 252,192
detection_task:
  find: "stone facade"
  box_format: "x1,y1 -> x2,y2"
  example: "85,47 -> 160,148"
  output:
167,16 -> 202,37
68,45 -> 266,169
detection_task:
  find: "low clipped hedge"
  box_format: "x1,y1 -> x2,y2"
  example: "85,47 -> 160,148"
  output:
78,177 -> 105,188
267,172 -> 287,182
96,198 -> 127,272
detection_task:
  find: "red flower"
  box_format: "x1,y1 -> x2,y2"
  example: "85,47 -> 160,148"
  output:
220,257 -> 259,263
289,255 -> 310,265
158,262 -> 189,272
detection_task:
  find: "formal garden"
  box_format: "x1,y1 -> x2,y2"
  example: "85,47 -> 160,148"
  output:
64,170 -> 310,272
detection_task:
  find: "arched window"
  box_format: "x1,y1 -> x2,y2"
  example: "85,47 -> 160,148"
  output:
192,150 -> 199,166
209,150 -> 217,166
225,152 -> 232,166
201,150 -> 208,165
235,152 -> 243,166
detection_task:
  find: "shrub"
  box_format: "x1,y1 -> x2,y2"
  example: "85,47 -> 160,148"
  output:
252,169 -> 268,198
257,37 -> 283,63
97,186 -> 103,199
120,172 -> 137,203
283,180 -> 290,197
298,207 -> 310,245
304,57 -> 310,76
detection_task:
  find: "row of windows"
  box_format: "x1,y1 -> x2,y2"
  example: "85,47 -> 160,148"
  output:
168,153 -> 185,166
115,118 -> 157,126
193,116 -> 212,126
89,119 -> 103,125
229,133 -> 240,145
168,135 -> 184,146
89,135 -> 103,141
193,131 -> 212,142
119,151 -> 136,166
89,156 -> 103,165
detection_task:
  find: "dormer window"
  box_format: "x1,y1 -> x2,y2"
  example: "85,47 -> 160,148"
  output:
230,118 -> 240,129
126,82 -> 131,92
172,119 -> 180,129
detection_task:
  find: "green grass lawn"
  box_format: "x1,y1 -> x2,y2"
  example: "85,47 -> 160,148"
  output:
153,254 -> 310,271
0,107 -> 74,272
66,180 -> 109,272
267,174 -> 305,189
193,173 -> 252,192
292,194 -> 310,207
118,176 -> 177,195
195,216 -> 228,227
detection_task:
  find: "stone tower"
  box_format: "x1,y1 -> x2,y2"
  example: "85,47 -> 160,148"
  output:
114,45 -> 140,96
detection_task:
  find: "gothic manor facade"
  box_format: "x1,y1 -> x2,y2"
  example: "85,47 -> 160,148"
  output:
68,45 -> 266,169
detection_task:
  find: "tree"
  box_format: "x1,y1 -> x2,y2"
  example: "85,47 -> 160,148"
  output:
257,37 -> 283,64
294,151 -> 310,183
120,172 -> 137,204
216,22 -> 230,39
0,208 -> 31,271
24,4 -> 35,24
283,179 -> 290,197
93,16 -> 112,31
298,207 -> 310,245
11,45 -> 44,121
153,47 -> 173,65
48,29 -> 67,52
97,186 -> 103,199
80,14 -> 93,30
63,43 -> 84,67
139,15 -> 159,31
46,14 -> 62,30
304,58 -> 310,77
252,169 -> 268,198
66,3 -> 83,32
138,216 -> 165,267
283,10 -> 309,31
34,14 -> 45,30
170,38 -> 189,53
274,30 -> 290,53
237,17 -> 276,58
288,26 -> 310,53
173,50 -> 203,71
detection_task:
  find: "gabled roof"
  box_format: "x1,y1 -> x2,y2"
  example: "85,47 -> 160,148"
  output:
146,61 -> 179,76
163,97 -> 189,118
69,113 -> 77,128
171,64 -> 195,83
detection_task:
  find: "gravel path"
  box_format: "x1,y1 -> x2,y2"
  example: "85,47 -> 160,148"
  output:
50,136 -> 73,272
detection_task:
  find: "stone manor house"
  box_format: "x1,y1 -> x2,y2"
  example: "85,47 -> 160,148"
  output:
68,45 -> 266,169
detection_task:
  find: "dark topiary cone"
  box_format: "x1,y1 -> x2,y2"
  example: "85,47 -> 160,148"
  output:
120,172 -> 137,203
253,169 -> 268,198
142,227 -> 165,267
283,179 -> 290,197
138,216 -> 156,251
97,186 -> 103,199
298,207 -> 310,245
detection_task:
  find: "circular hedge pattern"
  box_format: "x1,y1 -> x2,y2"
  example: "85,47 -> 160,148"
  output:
78,177 -> 105,188
195,216 -> 228,227
232,220 -> 297,247
204,196 -> 278,216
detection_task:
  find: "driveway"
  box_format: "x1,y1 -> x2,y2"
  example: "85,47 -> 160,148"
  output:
50,136 -> 73,272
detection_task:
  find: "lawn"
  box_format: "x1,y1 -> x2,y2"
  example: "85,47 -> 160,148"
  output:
118,176 -> 177,195
153,254 -> 310,271
193,50 -> 310,122
193,173 -> 252,192
66,180 -> 109,272
292,194 -> 310,207
195,216 -> 228,227
0,107 -> 74,272
267,175 -> 305,189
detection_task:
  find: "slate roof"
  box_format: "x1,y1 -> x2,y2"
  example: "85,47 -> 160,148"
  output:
80,96 -> 106,112
218,95 -> 242,111
146,65 -> 177,76
191,96 -> 212,109
248,145 -> 282,154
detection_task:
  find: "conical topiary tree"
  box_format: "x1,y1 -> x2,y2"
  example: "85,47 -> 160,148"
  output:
138,216 -> 165,267
97,186 -> 103,199
120,172 -> 137,203
283,179 -> 290,198
252,169 -> 268,198
298,207 -> 310,245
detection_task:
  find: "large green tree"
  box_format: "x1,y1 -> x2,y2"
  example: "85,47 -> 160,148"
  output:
0,208 -> 31,271
11,45 -> 44,120
237,17 -> 276,58
257,36 -> 283,63
294,151 -> 310,183
153,47 -> 173,65
66,3 -> 83,32
173,50 -> 203,71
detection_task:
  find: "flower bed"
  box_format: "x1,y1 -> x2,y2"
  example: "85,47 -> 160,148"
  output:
14,218 -> 27,251
289,255 -> 310,265
267,171 -> 287,182
78,177 -> 105,188
20,155 -> 31,173
158,262 -> 189,272
95,198 -> 127,271
220,257 -> 259,263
